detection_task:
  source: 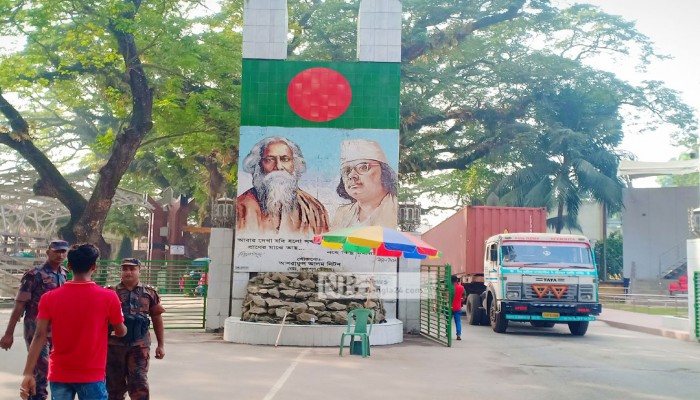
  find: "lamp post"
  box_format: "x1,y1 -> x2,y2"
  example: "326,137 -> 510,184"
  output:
212,197 -> 235,228
398,202 -> 421,232
602,203 -> 608,281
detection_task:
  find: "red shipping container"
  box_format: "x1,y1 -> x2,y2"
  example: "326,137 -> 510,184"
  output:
421,206 -> 547,276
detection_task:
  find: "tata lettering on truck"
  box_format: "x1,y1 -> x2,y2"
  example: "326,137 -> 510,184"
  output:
422,206 -> 601,336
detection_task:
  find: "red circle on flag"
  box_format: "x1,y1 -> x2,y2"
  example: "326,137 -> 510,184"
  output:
287,68 -> 352,122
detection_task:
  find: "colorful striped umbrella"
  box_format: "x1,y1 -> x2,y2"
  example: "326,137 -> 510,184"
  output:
313,225 -> 441,259
313,226 -> 440,307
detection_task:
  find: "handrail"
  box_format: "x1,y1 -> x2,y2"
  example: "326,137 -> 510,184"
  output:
658,244 -> 683,278
600,293 -> 689,317
0,269 -> 22,298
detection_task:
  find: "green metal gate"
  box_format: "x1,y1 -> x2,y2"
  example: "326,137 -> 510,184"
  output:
420,265 -> 453,346
96,259 -> 208,329
695,272 -> 699,340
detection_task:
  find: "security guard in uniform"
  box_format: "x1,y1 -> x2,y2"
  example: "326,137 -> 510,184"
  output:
106,258 -> 165,400
1,240 -> 69,400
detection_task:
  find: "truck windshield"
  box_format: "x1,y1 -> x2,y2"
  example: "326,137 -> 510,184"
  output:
501,242 -> 593,267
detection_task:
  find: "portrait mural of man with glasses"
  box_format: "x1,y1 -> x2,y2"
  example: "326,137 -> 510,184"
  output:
331,139 -> 398,230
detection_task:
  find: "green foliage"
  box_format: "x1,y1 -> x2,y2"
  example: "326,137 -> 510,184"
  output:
0,0 -> 243,239
2,0 -> 698,242
400,162 -> 504,212
657,152 -> 699,187
104,205 -> 148,238
594,231 -> 623,280
659,172 -> 700,188
492,75 -> 626,232
117,236 -> 133,260
286,0 -> 695,224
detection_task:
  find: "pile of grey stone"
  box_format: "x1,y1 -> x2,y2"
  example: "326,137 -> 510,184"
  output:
241,272 -> 386,325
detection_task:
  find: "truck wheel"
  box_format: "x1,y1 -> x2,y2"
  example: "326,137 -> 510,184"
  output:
531,321 -> 556,328
479,310 -> 490,326
568,321 -> 589,336
489,298 -> 508,333
465,294 -> 483,326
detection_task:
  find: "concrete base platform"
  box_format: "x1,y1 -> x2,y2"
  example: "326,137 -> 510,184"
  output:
223,317 -> 403,346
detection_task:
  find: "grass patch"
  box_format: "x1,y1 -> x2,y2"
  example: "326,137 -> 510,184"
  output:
603,303 -> 688,316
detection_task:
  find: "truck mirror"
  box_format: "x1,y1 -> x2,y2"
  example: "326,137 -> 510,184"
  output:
490,248 -> 498,261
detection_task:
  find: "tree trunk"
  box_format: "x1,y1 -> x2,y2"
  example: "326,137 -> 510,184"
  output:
0,1 -> 152,256
556,201 -> 565,234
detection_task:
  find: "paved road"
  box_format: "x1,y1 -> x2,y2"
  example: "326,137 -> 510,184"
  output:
1,310 -> 699,399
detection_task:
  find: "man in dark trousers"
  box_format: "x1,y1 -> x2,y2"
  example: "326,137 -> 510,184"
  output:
451,275 -> 466,341
2,240 -> 69,400
106,258 -> 165,400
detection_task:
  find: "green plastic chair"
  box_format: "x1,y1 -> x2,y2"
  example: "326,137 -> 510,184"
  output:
339,308 -> 374,358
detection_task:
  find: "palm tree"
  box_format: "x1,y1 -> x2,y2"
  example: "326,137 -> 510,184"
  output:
495,86 -> 625,233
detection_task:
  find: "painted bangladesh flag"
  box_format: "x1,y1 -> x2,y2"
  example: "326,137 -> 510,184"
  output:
242,59 -> 400,129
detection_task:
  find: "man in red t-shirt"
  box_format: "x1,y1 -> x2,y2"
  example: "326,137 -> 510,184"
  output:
20,243 -> 126,400
451,275 -> 466,341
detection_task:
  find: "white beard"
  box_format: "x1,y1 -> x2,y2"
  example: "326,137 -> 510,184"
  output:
252,170 -> 299,217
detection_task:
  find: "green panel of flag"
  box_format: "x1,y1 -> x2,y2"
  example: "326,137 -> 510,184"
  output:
241,59 -> 400,129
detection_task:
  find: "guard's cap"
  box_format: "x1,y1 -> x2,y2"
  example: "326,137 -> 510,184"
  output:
48,240 -> 70,251
120,258 -> 142,267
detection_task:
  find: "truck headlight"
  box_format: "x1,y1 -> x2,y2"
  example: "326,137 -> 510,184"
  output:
506,282 -> 522,300
578,284 -> 595,302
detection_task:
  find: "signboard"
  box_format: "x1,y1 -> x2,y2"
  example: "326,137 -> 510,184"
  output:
170,245 -> 185,255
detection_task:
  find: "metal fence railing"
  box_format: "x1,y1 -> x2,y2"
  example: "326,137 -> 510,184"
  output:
600,293 -> 689,318
695,272 -> 699,339
2,258 -> 209,330
96,259 -> 209,330
0,255 -> 46,299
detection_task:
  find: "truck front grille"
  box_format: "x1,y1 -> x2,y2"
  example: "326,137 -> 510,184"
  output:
523,284 -> 578,301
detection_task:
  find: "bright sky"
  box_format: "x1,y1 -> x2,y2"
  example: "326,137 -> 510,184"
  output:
576,0 -> 700,186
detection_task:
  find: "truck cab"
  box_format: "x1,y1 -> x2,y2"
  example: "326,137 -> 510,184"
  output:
467,232 -> 602,336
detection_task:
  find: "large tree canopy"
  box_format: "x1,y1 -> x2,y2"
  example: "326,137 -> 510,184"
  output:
285,0 -> 695,227
0,0 -> 242,253
0,0 -> 696,247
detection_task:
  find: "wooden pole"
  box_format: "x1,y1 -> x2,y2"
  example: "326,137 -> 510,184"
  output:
275,310 -> 289,347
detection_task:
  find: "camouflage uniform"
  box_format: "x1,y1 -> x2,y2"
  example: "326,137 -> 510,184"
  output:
16,262 -> 67,400
106,283 -> 161,400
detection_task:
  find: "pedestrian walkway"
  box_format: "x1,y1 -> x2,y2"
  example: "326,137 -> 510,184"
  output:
0,308 -> 696,400
597,308 -> 691,341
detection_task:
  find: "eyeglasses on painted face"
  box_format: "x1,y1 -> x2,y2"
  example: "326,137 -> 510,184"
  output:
341,162 -> 380,178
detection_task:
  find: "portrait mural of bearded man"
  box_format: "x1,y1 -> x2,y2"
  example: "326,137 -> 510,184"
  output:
237,135 -> 330,236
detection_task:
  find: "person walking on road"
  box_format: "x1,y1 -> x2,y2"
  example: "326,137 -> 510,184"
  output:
1,240 -> 70,400
451,275 -> 466,341
19,243 -> 126,400
106,258 -> 165,400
